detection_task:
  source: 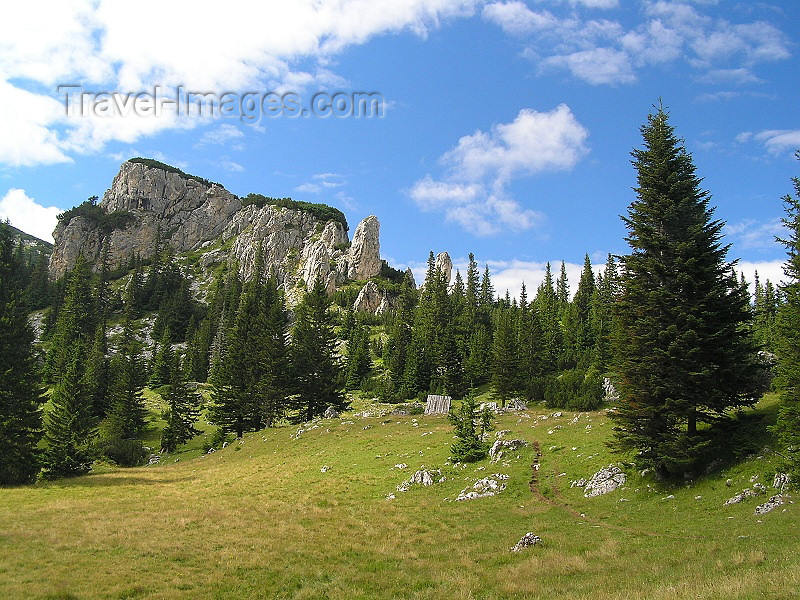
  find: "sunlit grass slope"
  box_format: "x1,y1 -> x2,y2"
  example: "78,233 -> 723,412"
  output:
1,395 -> 798,599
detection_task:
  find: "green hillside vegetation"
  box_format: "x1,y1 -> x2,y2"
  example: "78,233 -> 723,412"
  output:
0,392 -> 797,599
127,157 -> 216,187
241,193 -> 349,231
2,110 -> 799,598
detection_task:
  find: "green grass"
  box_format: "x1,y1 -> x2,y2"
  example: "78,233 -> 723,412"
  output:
1,395 -> 798,599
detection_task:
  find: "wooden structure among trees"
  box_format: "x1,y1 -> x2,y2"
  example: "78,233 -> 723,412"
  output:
424,394 -> 451,415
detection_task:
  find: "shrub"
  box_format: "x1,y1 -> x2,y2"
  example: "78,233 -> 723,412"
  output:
241,193 -> 348,231
97,438 -> 148,467
127,157 -> 215,186
544,368 -> 604,411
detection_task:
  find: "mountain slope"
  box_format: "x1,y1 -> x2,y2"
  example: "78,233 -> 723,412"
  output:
0,395 -> 796,599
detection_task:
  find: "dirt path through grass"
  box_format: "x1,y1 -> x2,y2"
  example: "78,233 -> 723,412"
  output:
528,439 -> 666,538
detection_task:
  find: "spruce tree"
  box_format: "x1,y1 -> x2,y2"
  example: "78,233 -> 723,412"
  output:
161,356 -> 201,453
491,307 -> 518,407
149,328 -> 175,388
105,317 -> 148,441
290,277 -> 344,422
43,255 -> 96,382
448,393 -> 489,463
42,342 -> 96,479
211,250 -> 289,435
612,105 -> 761,478
0,222 -> 45,485
772,152 -> 800,480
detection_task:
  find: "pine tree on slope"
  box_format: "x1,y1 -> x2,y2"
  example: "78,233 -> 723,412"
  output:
0,222 -> 45,485
612,105 -> 761,479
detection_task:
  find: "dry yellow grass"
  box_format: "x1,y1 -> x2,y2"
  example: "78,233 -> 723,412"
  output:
1,400 -> 798,599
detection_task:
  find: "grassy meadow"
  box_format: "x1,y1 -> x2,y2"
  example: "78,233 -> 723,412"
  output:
1,392 -> 798,599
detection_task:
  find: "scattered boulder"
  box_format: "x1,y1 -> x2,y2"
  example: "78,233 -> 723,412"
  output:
755,495 -> 784,515
324,406 -> 340,419
457,476 -> 507,501
148,454 -> 161,465
511,533 -> 542,552
583,465 -> 626,498
489,439 -> 528,462
495,430 -> 511,440
397,468 -> 442,492
723,488 -> 762,506
506,398 -> 528,411
774,472 -> 791,493
602,377 -> 620,403
570,478 -> 587,489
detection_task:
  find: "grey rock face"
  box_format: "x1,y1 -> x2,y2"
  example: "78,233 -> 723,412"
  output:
50,161 -> 242,278
489,439 -> 528,462
348,215 -> 381,280
584,465 -> 626,498
511,533 -> 542,552
353,281 -> 381,314
435,251 -> 453,285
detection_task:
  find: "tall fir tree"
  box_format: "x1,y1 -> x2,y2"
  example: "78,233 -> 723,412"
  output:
105,316 -> 148,442
43,255 -> 96,382
772,152 -> 800,480
161,355 -> 201,453
42,342 -> 96,479
0,222 -> 45,485
290,277 -> 345,422
491,307 -> 518,407
611,105 -> 761,479
212,250 -> 289,435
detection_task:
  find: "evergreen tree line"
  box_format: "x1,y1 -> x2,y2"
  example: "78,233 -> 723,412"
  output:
1,107 -> 798,485
379,250 -> 621,411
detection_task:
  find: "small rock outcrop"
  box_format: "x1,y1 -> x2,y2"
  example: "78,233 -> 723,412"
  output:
603,377 -> 620,403
457,475 -> 508,500
754,495 -> 784,515
396,468 -> 443,492
347,215 -> 381,280
323,406 -> 340,419
435,251 -> 453,285
353,280 -> 393,315
489,439 -> 528,462
583,465 -> 626,498
773,472 -> 791,493
511,533 -> 542,552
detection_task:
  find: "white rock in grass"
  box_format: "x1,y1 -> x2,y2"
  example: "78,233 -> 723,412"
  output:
583,465 -> 626,498
511,533 -> 542,552
754,495 -> 784,515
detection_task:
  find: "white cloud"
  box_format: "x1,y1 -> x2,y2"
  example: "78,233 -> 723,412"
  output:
295,172 -> 347,194
410,105 -> 588,235
482,2 -> 558,35
0,189 -> 62,243
0,0 -> 484,167
220,160 -> 245,173
754,130 -> 800,156
735,260 -> 786,293
199,124 -> 245,146
724,218 -> 785,250
544,47 -> 635,85
484,0 -> 790,86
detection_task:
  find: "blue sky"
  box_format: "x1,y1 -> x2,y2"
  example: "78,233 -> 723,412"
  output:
1,0 -> 798,297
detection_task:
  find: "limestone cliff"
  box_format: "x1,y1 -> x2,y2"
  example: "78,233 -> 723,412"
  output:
50,160 -> 241,278
49,159 -> 384,303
